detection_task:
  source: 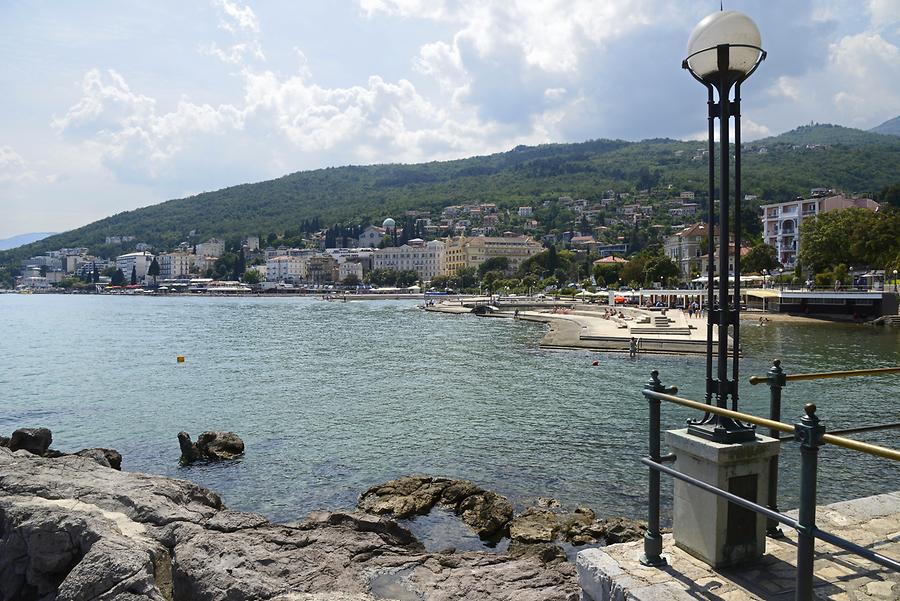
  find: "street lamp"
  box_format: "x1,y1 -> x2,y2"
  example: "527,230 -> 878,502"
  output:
683,10 -> 765,443
893,269 -> 898,293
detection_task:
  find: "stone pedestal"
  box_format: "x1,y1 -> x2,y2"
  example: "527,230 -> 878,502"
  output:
667,429 -> 780,568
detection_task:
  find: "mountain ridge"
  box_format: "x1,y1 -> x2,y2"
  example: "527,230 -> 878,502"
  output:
2,123 -> 898,266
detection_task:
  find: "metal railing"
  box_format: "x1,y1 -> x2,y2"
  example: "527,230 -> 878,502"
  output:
640,365 -> 900,601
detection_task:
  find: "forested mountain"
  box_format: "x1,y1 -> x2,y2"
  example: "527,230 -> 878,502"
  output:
871,115 -> 900,137
3,123 -> 899,266
0,232 -> 56,251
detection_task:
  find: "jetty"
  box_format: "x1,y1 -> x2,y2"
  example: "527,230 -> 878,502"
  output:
425,296 -> 720,355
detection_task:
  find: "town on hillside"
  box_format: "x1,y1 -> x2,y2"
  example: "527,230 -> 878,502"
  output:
8,189 -> 897,297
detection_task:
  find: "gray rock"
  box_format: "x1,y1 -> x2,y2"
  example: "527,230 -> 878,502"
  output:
178,431 -> 244,464
0,448 -> 578,601
74,448 -> 123,470
509,508 -> 561,543
359,476 -> 515,539
196,431 -> 244,460
9,427 -> 52,455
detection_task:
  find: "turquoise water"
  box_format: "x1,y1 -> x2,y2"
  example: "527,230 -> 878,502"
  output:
1,294 -> 898,530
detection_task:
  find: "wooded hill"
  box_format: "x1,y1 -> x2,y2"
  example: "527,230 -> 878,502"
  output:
3,122 -> 899,266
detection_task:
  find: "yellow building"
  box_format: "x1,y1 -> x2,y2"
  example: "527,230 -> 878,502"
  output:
443,235 -> 542,275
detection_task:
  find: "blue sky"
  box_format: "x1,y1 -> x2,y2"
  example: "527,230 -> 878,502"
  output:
1,0 -> 899,238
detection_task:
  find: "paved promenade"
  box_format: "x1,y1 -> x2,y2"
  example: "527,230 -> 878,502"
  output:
578,491 -> 900,600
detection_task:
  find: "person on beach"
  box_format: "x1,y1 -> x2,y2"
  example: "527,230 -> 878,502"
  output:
629,337 -> 638,358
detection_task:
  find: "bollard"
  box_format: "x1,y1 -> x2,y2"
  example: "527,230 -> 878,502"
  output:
794,403 -> 825,601
765,359 -> 786,538
641,370 -> 668,567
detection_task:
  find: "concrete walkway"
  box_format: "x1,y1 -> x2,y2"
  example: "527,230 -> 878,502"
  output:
578,491 -> 900,600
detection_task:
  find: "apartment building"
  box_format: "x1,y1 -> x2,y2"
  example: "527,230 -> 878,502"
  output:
158,252 -> 196,279
444,234 -> 542,275
663,223 -> 717,280
760,195 -> 878,268
115,251 -> 155,282
373,239 -> 446,281
266,255 -> 307,283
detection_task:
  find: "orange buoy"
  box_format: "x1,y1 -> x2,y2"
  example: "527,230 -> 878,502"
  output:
177,356 -> 185,363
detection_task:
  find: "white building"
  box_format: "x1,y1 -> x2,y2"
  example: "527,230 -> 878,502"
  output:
663,223 -> 715,280
266,255 -> 307,283
196,238 -> 225,258
518,206 -> 533,217
373,239 -> 446,281
158,252 -> 196,280
339,261 -> 363,282
359,226 -> 385,248
116,251 -> 155,282
760,195 -> 879,268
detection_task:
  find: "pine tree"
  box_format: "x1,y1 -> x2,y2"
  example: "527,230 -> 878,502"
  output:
130,265 -> 137,285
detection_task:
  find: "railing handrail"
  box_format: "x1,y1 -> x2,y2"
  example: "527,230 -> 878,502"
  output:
643,389 -> 900,462
749,366 -> 900,385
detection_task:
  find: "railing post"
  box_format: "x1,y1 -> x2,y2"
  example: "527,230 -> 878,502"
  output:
766,359 -> 787,538
794,403 -> 825,601
641,370 -> 668,567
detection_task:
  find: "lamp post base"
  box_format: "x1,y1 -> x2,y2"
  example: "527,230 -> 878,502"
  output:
688,421 -> 757,444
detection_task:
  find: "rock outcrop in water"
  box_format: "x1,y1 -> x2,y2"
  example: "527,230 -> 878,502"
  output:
358,475 -> 647,549
0,427 -> 122,470
0,448 -> 579,600
177,431 -> 245,464
358,475 -> 515,539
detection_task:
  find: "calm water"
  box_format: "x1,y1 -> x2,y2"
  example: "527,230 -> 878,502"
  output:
1,295 -> 898,533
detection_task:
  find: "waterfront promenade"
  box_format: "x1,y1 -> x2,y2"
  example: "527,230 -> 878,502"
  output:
578,491 -> 900,600
426,298 -> 718,354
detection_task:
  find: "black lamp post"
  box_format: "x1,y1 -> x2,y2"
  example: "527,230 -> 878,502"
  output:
683,10 -> 765,443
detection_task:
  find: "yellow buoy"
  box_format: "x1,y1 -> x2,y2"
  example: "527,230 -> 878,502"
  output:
177,356 -> 185,363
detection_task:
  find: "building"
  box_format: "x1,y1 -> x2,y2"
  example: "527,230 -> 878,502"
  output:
373,239 -> 445,281
307,255 -> 339,284
698,245 -> 751,278
339,261 -> 363,283
443,234 -> 542,275
115,251 -> 155,282
243,236 -> 260,251
196,238 -> 225,258
359,226 -> 385,248
518,206 -> 533,217
266,256 -> 307,283
158,252 -> 196,280
760,195 -> 879,269
663,223 -> 716,280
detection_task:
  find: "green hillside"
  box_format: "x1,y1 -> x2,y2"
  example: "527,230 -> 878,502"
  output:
871,115 -> 900,136
3,124 -> 900,266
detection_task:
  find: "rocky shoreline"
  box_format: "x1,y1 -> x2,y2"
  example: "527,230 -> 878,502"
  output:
0,432 -> 645,600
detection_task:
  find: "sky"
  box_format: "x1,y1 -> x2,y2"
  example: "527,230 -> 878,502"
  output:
1,0 -> 899,239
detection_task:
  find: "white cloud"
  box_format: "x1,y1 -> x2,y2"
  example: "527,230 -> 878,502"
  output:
0,146 -> 38,185
868,0 -> 900,30
214,0 -> 259,34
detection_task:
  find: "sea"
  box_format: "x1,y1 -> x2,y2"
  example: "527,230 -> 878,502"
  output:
1,294 -> 898,549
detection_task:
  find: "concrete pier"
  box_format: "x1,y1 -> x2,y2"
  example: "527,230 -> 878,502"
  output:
578,490 -> 900,600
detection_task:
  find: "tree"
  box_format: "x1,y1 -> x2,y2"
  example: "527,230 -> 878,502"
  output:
880,183 -> 900,209
130,265 -> 137,285
619,256 -> 646,286
644,256 -> 679,286
477,256 -> 510,277
232,251 -> 246,281
455,267 -> 478,290
148,258 -> 160,285
481,270 -> 504,293
742,243 -> 781,274
92,267 -> 100,284
395,270 -> 419,287
799,207 -> 900,272
111,269 -> 126,286
242,269 -> 262,285
342,274 -> 360,287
